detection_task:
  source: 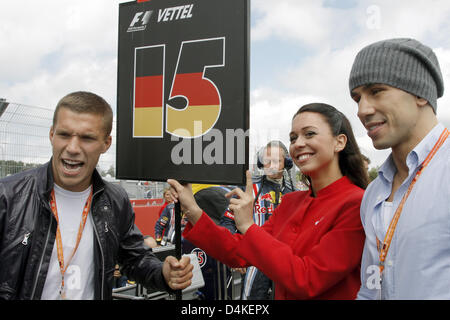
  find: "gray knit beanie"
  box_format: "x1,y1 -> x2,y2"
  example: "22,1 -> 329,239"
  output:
349,38 -> 444,113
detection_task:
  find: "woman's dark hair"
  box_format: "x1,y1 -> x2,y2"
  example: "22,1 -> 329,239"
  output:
293,103 -> 368,190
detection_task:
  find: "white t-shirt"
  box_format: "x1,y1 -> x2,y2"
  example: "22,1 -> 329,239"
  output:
41,184 -> 95,300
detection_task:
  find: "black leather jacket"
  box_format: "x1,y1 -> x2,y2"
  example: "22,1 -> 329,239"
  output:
0,161 -> 170,300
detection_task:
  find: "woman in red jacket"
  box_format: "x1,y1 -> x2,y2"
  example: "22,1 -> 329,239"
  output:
168,103 -> 368,299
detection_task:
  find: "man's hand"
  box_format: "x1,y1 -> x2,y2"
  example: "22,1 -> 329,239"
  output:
162,255 -> 194,290
225,170 -> 255,234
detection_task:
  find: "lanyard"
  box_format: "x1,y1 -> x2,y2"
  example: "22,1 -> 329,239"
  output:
50,187 -> 93,299
377,128 -> 449,276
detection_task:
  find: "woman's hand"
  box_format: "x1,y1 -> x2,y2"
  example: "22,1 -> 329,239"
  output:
225,171 -> 255,234
166,179 -> 203,225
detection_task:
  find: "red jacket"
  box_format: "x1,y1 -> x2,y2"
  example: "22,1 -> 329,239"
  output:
183,176 -> 365,299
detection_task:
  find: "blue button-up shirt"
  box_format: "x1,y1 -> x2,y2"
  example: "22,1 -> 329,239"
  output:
357,123 -> 450,299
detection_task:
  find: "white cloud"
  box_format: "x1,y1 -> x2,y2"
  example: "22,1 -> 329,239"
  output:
361,0 -> 450,42
249,87 -> 327,162
0,0 -> 120,108
251,0 -> 357,49
434,48 -> 450,128
252,0 -> 331,45
4,57 -> 117,109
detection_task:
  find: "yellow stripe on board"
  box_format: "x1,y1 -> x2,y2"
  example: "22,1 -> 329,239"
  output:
167,105 -> 221,138
134,107 -> 163,137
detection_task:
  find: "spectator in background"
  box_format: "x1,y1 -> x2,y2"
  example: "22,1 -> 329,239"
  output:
362,154 -> 370,172
155,202 -> 188,246
155,202 -> 175,245
361,154 -> 371,181
158,187 -> 174,218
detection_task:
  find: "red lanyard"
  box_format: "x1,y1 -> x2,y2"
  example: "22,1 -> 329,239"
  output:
50,188 -> 93,299
377,128 -> 449,276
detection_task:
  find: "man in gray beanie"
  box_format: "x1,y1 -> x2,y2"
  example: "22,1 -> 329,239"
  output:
349,38 -> 450,299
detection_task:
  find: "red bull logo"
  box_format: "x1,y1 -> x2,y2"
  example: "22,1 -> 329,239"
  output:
259,192 -> 274,202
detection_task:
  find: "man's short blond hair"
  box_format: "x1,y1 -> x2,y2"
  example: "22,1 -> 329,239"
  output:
53,91 -> 113,137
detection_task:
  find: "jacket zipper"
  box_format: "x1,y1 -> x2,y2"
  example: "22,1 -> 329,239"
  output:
92,188 -> 105,300
22,233 -> 31,245
3,232 -> 32,252
30,210 -> 53,300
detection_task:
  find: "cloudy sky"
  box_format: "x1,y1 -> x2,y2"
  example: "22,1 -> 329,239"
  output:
1,0 -> 450,169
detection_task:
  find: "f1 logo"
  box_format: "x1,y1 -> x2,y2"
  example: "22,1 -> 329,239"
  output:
128,11 -> 152,32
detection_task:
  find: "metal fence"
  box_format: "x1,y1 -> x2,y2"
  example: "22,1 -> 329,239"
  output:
0,100 -> 167,199
0,100 -> 53,176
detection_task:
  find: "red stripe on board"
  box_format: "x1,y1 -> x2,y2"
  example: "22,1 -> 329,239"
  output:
135,75 -> 163,108
171,72 -> 220,106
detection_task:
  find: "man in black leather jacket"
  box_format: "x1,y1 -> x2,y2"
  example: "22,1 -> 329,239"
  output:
0,91 -> 193,300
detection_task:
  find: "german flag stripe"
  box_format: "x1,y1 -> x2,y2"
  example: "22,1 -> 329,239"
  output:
135,75 -> 163,108
167,105 -> 220,137
171,72 -> 220,106
134,107 -> 163,137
